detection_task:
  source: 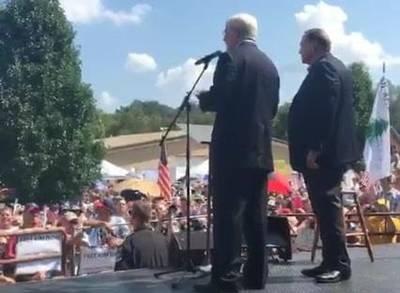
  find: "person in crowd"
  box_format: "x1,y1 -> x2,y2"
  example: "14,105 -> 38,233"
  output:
21,204 -> 43,229
59,211 -> 86,246
196,12 -> 279,292
94,198 -> 130,241
0,207 -> 17,284
391,145 -> 400,171
291,191 -> 304,211
177,196 -> 188,218
46,204 -> 60,227
113,196 -> 129,221
152,197 -> 168,223
115,201 -> 169,271
288,28 -> 359,283
387,181 -> 400,212
0,207 -> 18,261
1,206 -> 54,283
58,211 -> 87,276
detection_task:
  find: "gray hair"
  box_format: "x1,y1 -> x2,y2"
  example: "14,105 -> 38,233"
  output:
226,13 -> 258,41
303,28 -> 331,52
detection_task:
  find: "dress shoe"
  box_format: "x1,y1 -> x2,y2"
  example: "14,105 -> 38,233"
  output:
220,270 -> 242,283
315,270 -> 351,283
301,265 -> 328,278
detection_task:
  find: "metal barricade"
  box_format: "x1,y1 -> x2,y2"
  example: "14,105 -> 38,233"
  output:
0,228 -> 67,279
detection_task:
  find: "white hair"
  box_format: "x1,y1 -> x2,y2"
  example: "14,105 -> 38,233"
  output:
226,13 -> 258,41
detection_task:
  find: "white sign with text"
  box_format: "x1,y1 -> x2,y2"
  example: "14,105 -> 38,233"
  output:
80,246 -> 117,275
15,233 -> 62,275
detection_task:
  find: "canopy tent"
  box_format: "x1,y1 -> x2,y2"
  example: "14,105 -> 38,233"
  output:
191,160 -> 209,177
175,160 -> 209,180
101,160 -> 129,179
112,179 -> 161,198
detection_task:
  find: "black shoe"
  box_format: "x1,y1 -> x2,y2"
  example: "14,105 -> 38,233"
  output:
315,270 -> 351,283
220,271 -> 242,283
301,265 -> 328,278
193,282 -> 239,293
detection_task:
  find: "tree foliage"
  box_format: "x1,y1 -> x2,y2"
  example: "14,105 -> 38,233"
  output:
99,100 -> 215,138
0,0 -> 104,203
272,102 -> 291,140
349,62 -> 374,149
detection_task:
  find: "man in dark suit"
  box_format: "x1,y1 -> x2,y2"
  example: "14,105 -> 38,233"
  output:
195,13 -> 279,292
288,28 -> 359,283
115,201 -> 169,271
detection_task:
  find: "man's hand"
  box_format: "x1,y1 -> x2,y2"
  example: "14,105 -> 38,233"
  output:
306,150 -> 320,170
101,222 -> 114,233
107,237 -> 123,248
0,275 -> 15,284
195,90 -> 207,100
32,271 -> 47,281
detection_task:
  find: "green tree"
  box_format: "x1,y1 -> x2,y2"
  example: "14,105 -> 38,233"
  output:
349,62 -> 374,149
272,102 -> 291,140
98,100 -> 215,138
0,0 -> 104,203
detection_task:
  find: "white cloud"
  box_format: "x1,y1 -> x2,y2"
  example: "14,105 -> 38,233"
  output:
60,0 -> 151,26
103,4 -> 151,26
126,53 -> 157,73
97,91 -> 121,113
156,58 -> 215,106
295,1 -> 400,67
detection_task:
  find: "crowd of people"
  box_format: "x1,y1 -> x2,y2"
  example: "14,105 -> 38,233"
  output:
1,159 -> 400,285
0,179 -> 211,285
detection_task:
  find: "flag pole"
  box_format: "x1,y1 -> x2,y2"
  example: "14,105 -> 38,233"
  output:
383,62 -> 386,79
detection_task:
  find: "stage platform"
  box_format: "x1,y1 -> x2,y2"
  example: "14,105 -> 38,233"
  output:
6,244 -> 400,293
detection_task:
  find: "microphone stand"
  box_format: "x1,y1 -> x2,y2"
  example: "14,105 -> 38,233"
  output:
154,60 -> 212,286
201,141 -> 212,265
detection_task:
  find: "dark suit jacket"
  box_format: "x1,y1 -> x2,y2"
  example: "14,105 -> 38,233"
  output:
288,53 -> 359,172
198,42 -> 280,171
115,228 -> 169,271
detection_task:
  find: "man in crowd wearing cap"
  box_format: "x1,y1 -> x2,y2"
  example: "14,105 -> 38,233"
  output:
76,199 -> 130,248
93,198 -> 130,241
115,201 -> 169,271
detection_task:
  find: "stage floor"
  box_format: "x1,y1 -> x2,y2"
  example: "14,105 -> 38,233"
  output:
6,244 -> 400,293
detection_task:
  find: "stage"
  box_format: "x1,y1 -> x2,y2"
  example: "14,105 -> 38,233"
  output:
6,244 -> 400,293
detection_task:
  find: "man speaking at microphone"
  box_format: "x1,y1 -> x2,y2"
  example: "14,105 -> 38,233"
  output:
195,13 -> 279,292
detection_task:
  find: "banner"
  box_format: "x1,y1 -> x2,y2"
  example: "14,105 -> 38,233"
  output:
363,77 -> 391,184
80,246 -> 117,275
15,233 -> 62,275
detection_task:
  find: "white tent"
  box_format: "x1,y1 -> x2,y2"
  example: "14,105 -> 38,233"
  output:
191,160 -> 209,177
174,160 -> 209,180
101,160 -> 129,178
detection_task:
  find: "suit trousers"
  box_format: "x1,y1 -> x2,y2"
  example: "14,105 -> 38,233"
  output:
211,166 -> 268,288
303,168 -> 351,272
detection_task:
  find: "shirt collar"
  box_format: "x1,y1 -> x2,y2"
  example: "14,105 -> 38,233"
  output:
308,52 -> 331,71
228,39 -> 257,59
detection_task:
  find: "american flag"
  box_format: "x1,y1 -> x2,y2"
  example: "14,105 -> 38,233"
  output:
158,142 -> 172,200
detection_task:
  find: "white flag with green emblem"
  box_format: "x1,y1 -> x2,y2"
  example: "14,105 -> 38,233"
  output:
363,77 -> 391,183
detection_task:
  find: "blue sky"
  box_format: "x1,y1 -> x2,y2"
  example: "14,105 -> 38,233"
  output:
60,0 -> 400,112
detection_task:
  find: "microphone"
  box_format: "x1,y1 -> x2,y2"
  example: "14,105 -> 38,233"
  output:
194,50 -> 222,65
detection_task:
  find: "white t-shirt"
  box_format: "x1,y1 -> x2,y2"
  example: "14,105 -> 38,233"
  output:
109,216 -> 130,239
